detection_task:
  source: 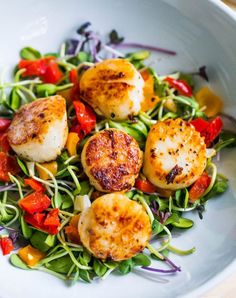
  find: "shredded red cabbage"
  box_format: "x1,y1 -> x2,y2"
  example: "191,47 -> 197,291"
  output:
142,257 -> 181,274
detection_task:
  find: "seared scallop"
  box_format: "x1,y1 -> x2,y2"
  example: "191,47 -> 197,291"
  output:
7,95 -> 68,163
79,193 -> 151,261
143,118 -> 207,190
81,128 -> 143,192
79,59 -> 144,120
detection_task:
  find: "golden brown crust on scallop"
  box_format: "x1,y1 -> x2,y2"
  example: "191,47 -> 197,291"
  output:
78,193 -> 151,261
143,118 -> 207,190
79,59 -> 144,120
81,128 -> 143,192
8,95 -> 66,146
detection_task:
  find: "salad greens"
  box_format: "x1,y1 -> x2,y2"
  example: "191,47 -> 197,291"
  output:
0,22 -> 235,284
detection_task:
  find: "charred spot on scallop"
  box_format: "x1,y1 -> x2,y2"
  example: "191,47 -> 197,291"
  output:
81,128 -> 143,192
78,193 -> 151,261
143,118 -> 207,190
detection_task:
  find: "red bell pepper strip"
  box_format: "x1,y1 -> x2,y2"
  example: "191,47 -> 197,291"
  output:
164,77 -> 192,97
24,208 -> 60,235
190,116 -> 223,147
18,57 -> 63,84
0,152 -> 20,182
135,177 -> 157,193
190,118 -> 209,133
18,192 -> 51,214
0,237 -> 14,255
24,178 -> 45,192
19,58 -> 48,77
43,208 -> 60,235
0,118 -> 11,132
189,173 -> 211,202
0,133 -> 10,152
69,69 -> 80,101
72,101 -> 96,136
24,212 -> 46,229
43,60 -> 63,84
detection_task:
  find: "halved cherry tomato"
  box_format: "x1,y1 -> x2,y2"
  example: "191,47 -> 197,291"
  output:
164,77 -> 192,97
18,192 -> 51,214
24,178 -> 45,192
135,177 -> 157,193
0,152 -> 20,182
189,173 -> 211,202
0,118 -> 11,132
0,237 -> 14,255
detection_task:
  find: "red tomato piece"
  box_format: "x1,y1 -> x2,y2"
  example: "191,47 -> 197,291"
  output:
0,152 -> 20,182
189,173 -> 211,202
135,177 -> 157,193
0,237 -> 14,255
24,178 -> 45,192
18,192 -> 51,214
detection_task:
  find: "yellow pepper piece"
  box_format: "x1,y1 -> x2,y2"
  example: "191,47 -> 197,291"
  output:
140,70 -> 160,112
36,161 -> 58,180
57,88 -> 72,103
195,86 -> 223,117
66,132 -> 80,156
18,245 -> 45,266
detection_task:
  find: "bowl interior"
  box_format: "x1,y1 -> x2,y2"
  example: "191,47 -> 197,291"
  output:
0,0 -> 236,297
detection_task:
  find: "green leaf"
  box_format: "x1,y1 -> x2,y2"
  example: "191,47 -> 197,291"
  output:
172,217 -> 194,229
17,158 -> 29,176
79,269 -> 91,282
93,259 -> 107,277
20,47 -> 41,60
61,195 -> 73,210
10,254 -> 30,270
77,51 -> 90,62
126,50 -> 150,61
132,254 -> 151,267
152,219 -> 163,234
118,259 -> 134,275
52,192 -> 63,208
164,213 -> 180,226
46,255 -> 73,273
156,197 -> 169,211
9,88 -> 21,110
20,215 -> 33,239
202,175 -> 228,202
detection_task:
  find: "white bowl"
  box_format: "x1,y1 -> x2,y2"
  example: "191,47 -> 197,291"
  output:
0,0 -> 236,297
